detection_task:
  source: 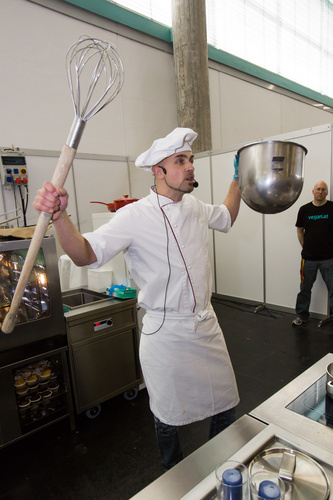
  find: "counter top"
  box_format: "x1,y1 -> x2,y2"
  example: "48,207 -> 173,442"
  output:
131,353 -> 333,500
250,352 -> 333,453
63,297 -> 137,324
130,415 -> 266,500
181,423 -> 333,499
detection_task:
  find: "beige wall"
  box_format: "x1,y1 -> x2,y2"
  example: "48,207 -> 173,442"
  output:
1,0 -> 332,159
209,71 -> 333,151
0,0 -> 177,157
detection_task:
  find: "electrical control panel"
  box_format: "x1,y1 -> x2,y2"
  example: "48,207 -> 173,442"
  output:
0,149 -> 28,188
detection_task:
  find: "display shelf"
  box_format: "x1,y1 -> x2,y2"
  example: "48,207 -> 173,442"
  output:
0,348 -> 75,448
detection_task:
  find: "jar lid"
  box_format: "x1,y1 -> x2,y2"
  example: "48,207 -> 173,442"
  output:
249,447 -> 329,499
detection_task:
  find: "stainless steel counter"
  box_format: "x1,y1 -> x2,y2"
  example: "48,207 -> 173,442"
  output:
181,423 -> 333,499
131,353 -> 333,500
250,353 -> 333,453
130,415 -> 266,500
64,296 -> 141,414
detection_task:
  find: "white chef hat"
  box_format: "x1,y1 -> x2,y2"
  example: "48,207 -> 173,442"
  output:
135,127 -> 198,171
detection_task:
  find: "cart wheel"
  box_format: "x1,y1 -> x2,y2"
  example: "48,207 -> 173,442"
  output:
124,387 -> 139,400
85,404 -> 101,419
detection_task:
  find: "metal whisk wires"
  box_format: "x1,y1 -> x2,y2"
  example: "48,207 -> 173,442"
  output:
66,35 -> 124,122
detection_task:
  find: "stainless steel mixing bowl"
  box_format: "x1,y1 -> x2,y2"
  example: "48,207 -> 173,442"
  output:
238,140 -> 307,214
326,362 -> 333,399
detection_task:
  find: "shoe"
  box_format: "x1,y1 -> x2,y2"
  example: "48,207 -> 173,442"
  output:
292,317 -> 308,326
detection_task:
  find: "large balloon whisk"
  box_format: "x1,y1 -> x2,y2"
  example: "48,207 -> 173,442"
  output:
2,35 -> 124,334
66,35 -> 124,148
67,35 -> 124,120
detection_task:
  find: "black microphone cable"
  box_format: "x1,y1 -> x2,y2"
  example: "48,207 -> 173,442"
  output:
18,184 -> 28,227
140,189 -> 172,336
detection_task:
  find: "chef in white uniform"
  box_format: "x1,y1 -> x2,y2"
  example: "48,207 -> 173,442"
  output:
33,127 -> 242,469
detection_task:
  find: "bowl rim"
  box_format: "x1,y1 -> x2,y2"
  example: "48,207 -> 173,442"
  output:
237,140 -> 308,156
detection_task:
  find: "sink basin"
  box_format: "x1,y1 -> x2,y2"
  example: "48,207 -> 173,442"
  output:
62,288 -> 109,310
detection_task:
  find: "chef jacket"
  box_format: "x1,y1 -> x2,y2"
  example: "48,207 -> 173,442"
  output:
84,188 -> 239,425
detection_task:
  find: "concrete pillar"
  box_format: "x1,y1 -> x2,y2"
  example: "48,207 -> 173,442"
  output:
172,0 -> 212,153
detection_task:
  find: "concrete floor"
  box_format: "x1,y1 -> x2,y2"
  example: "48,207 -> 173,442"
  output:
1,297 -> 333,499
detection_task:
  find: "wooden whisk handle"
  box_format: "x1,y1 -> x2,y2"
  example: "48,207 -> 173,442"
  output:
2,144 -> 76,334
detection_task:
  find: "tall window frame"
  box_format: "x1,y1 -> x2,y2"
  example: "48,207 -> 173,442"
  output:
60,0 -> 333,110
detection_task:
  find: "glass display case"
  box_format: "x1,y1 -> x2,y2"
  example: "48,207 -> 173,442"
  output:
0,236 -> 74,448
13,353 -> 70,434
0,246 -> 50,326
0,236 -> 66,351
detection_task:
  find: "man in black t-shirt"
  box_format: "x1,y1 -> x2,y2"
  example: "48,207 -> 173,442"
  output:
292,180 -> 333,326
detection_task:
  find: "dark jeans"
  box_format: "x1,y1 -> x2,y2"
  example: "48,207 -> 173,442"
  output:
154,407 -> 236,469
296,259 -> 333,320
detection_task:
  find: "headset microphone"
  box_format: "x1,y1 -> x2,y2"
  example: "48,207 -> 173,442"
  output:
159,166 -> 198,187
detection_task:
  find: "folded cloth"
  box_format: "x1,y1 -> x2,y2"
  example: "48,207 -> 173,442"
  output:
0,226 -> 40,239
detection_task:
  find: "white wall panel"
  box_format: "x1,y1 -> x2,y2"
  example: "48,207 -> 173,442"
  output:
128,160 -> 156,201
192,156 -> 211,204
281,97 -> 333,134
209,70 -> 223,151
0,154 -> 78,258
23,156 -> 77,228
218,73 -> 283,149
0,0 -> 124,155
0,0 -> 177,159
72,158 -> 130,234
191,156 -> 215,291
264,126 -> 332,315
212,151 -> 264,302
119,37 -> 177,157
208,68 -> 333,152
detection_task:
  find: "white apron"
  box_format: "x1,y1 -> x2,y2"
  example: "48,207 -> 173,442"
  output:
84,191 -> 239,425
139,304 -> 239,426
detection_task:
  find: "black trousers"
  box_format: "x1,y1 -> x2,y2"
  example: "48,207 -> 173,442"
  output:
154,407 -> 236,469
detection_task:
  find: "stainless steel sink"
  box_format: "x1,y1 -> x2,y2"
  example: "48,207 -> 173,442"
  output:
62,288 -> 109,310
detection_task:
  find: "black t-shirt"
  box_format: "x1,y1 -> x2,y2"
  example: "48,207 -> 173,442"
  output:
295,200 -> 333,260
